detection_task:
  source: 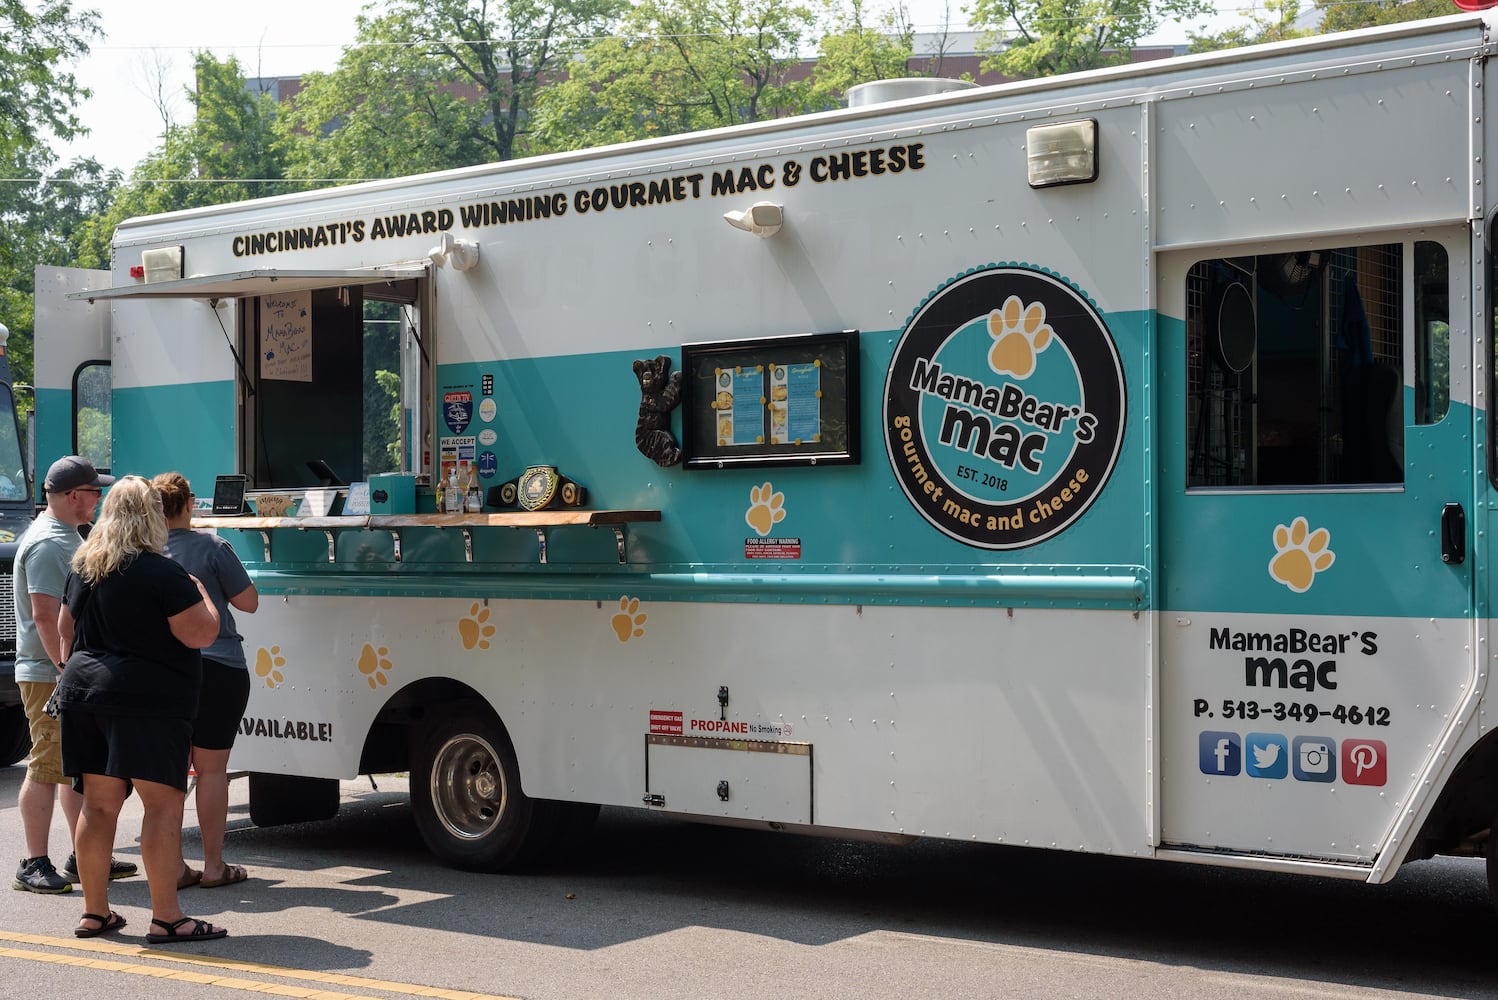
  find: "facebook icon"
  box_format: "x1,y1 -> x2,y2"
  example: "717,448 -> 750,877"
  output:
1198,731 -> 1242,776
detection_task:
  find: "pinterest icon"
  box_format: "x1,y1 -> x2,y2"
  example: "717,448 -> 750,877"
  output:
1341,739 -> 1387,787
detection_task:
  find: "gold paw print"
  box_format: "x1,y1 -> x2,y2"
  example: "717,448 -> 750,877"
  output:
987,295 -> 1053,379
459,602 -> 496,650
254,646 -> 286,689
746,482 -> 786,537
357,643 -> 393,689
1269,516 -> 1336,593
612,596 -> 646,642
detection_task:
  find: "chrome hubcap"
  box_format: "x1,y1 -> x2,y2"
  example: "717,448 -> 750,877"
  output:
430,733 -> 505,841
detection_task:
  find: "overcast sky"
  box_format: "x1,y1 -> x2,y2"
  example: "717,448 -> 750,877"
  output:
55,0 -> 1253,176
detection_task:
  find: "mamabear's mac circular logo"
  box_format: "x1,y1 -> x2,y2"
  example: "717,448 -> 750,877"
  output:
884,266 -> 1126,549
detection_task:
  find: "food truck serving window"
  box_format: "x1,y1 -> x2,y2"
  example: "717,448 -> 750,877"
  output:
239,276 -> 426,490
1185,241 -> 1448,489
62,265 -> 431,492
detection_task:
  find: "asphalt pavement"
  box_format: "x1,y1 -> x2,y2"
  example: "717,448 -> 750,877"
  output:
1,760 -> 1497,1000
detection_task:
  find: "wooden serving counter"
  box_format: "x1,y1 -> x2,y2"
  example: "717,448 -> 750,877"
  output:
191,510 -> 662,564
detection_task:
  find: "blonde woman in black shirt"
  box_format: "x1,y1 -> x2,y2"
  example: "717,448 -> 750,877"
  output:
54,475 -> 224,943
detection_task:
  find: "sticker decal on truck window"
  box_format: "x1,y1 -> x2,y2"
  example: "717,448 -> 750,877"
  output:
883,265 -> 1126,549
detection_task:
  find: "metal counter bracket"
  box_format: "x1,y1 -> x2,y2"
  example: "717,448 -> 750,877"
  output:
219,516 -> 360,564
606,524 -> 626,563
431,524 -> 475,563
191,510 -> 660,568
297,526 -> 338,563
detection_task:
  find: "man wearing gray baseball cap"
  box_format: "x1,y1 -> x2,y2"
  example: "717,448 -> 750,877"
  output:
12,456 -> 135,893
43,456 -> 116,496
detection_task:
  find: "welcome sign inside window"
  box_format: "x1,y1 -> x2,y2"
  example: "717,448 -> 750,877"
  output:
261,290 -> 313,382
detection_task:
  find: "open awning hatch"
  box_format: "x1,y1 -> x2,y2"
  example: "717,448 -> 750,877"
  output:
65,264 -> 430,303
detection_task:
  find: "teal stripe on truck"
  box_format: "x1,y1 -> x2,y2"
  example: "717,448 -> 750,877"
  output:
242,566 -> 1148,610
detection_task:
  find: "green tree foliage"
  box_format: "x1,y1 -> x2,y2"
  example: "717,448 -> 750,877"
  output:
810,0 -> 918,108
967,0 -> 1213,79
76,405 -> 109,469
373,369 -> 404,470
364,302 -> 403,475
277,15 -> 494,180
0,152 -> 116,386
72,130 -> 199,268
74,54 -> 293,268
190,53 -> 290,196
0,0 -> 100,160
531,0 -> 819,151
280,0 -> 626,177
1316,0 -> 1453,34
0,0 -> 103,389
1188,0 -> 1314,51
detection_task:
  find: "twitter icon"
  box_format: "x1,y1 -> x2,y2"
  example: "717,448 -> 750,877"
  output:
1245,733 -> 1289,779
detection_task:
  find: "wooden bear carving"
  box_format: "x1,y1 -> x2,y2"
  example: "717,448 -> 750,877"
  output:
633,355 -> 683,467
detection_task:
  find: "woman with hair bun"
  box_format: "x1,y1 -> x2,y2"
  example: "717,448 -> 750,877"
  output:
54,475 -> 226,943
153,471 -> 257,891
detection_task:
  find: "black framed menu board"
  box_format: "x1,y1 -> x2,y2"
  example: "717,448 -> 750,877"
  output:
681,330 -> 860,469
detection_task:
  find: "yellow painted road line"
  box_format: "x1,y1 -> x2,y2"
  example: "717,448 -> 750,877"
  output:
0,930 -> 520,1000
0,946 -> 375,997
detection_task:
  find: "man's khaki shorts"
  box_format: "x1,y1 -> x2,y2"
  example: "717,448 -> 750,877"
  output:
18,681 -> 65,785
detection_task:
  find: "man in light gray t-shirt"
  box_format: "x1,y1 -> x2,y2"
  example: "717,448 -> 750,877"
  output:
11,456 -> 136,893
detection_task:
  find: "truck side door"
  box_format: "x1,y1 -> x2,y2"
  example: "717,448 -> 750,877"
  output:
1155,231 -> 1474,866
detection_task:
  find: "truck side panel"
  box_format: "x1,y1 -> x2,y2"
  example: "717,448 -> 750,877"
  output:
44,15 -> 1498,879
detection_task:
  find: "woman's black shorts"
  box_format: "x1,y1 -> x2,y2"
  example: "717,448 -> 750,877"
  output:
61,709 -> 192,793
193,657 -> 251,751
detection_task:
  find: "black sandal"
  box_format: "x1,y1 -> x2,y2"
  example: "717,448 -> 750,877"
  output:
145,916 -> 227,943
75,910 -> 126,938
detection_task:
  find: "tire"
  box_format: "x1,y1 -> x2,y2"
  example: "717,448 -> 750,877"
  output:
1488,821 -> 1498,908
410,708 -> 540,871
0,704 -> 30,768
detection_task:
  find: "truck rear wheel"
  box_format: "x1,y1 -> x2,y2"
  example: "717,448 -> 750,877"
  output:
0,704 -> 30,767
411,709 -> 539,871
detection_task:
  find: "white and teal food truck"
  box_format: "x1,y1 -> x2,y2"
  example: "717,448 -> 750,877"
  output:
34,12 -> 1498,899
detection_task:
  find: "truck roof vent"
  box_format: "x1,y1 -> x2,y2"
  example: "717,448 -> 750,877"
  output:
846,77 -> 979,109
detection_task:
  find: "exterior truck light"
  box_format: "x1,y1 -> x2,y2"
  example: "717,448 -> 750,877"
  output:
1026,119 -> 1099,188
723,201 -> 784,238
428,232 -> 481,271
140,245 -> 183,282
